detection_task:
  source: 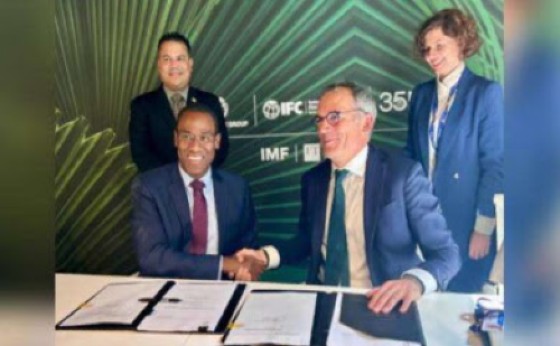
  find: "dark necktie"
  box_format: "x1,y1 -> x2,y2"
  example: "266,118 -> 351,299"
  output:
170,93 -> 185,119
188,179 -> 207,254
324,169 -> 350,286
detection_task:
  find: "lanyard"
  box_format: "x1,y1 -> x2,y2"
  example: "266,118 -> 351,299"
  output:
428,82 -> 459,152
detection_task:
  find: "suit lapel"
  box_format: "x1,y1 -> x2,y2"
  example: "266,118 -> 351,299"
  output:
168,165 -> 191,241
187,87 -> 199,106
435,68 -> 473,166
312,162 -> 331,258
156,86 -> 177,131
363,145 -> 386,285
212,170 -> 228,252
418,82 -> 435,172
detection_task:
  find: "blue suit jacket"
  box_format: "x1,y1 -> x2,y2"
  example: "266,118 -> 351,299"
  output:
405,68 -> 504,253
131,163 -> 257,279
277,145 -> 460,290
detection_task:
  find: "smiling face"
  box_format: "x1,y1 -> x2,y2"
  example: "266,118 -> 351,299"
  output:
316,87 -> 373,168
422,27 -> 464,78
174,110 -> 221,179
157,40 -> 194,92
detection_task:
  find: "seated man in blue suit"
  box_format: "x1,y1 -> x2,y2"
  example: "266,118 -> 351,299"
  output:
132,103 -> 259,280
237,82 -> 460,313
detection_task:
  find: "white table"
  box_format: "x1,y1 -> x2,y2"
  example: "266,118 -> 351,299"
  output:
55,273 -> 496,346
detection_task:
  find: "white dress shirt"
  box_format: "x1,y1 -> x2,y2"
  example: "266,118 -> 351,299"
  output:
428,62 -> 465,180
178,164 -> 223,278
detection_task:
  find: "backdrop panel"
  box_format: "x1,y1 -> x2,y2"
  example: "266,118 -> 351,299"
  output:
55,0 -> 503,281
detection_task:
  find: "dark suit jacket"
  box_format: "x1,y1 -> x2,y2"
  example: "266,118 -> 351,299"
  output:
131,163 -> 256,279
129,85 -> 229,172
277,145 -> 460,290
405,68 -> 503,249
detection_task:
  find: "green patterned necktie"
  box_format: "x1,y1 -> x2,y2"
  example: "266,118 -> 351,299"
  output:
170,93 -> 185,118
324,169 -> 350,286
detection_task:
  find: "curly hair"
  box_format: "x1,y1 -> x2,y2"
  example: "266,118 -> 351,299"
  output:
414,8 -> 481,58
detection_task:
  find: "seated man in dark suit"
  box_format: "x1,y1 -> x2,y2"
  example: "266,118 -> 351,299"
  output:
129,32 -> 229,172
237,82 -> 460,313
132,104 -> 257,279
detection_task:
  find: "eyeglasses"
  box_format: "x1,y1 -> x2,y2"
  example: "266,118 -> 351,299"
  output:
159,55 -> 189,64
177,132 -> 216,144
314,109 -> 362,126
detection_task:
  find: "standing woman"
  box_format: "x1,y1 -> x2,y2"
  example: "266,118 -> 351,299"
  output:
405,8 -> 503,293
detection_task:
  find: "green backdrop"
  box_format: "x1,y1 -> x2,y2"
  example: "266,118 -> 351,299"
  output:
55,0 -> 503,282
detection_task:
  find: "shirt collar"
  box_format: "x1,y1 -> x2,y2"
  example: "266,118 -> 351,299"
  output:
163,86 -> 189,102
437,62 -> 465,91
178,163 -> 213,189
331,145 -> 368,178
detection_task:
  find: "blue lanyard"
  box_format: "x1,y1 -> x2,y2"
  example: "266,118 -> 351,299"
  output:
428,83 -> 459,151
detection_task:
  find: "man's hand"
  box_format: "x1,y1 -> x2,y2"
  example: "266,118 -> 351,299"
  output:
223,256 -> 243,279
234,248 -> 268,281
469,232 -> 491,260
366,277 -> 423,314
222,249 -> 268,281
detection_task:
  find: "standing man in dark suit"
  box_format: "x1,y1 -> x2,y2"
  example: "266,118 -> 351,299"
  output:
129,32 -> 229,172
237,82 -> 460,313
132,104 -> 256,280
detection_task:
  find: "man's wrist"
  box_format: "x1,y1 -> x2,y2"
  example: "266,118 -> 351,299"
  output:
402,274 -> 425,295
261,249 -> 270,267
261,245 -> 280,269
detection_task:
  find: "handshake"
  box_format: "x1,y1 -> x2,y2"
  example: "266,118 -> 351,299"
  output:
223,248 -> 268,281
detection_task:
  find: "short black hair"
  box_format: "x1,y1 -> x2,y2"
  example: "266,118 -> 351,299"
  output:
158,32 -> 191,55
176,103 -> 219,133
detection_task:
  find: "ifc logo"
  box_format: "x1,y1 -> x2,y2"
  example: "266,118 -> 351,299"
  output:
262,100 -> 281,120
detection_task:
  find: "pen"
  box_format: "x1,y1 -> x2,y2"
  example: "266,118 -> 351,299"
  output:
138,297 -> 182,303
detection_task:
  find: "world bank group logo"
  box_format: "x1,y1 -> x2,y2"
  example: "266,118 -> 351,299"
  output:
218,96 -> 229,117
218,95 -> 250,129
262,100 -> 281,120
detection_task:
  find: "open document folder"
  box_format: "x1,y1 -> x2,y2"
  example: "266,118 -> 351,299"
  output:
56,280 -> 245,333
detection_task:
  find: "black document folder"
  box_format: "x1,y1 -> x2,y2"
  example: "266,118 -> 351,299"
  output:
56,280 -> 245,334
339,293 -> 426,345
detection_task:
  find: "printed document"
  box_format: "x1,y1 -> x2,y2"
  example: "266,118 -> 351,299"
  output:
225,291 -> 317,346
59,281 -> 164,327
138,281 -> 237,332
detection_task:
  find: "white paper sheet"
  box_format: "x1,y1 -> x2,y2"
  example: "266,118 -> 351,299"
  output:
138,281 -> 237,332
224,291 -> 317,346
59,281 -> 164,327
327,293 -> 421,346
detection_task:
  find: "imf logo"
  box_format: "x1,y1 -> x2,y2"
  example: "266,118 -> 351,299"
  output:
260,147 -> 290,161
262,100 -> 281,120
